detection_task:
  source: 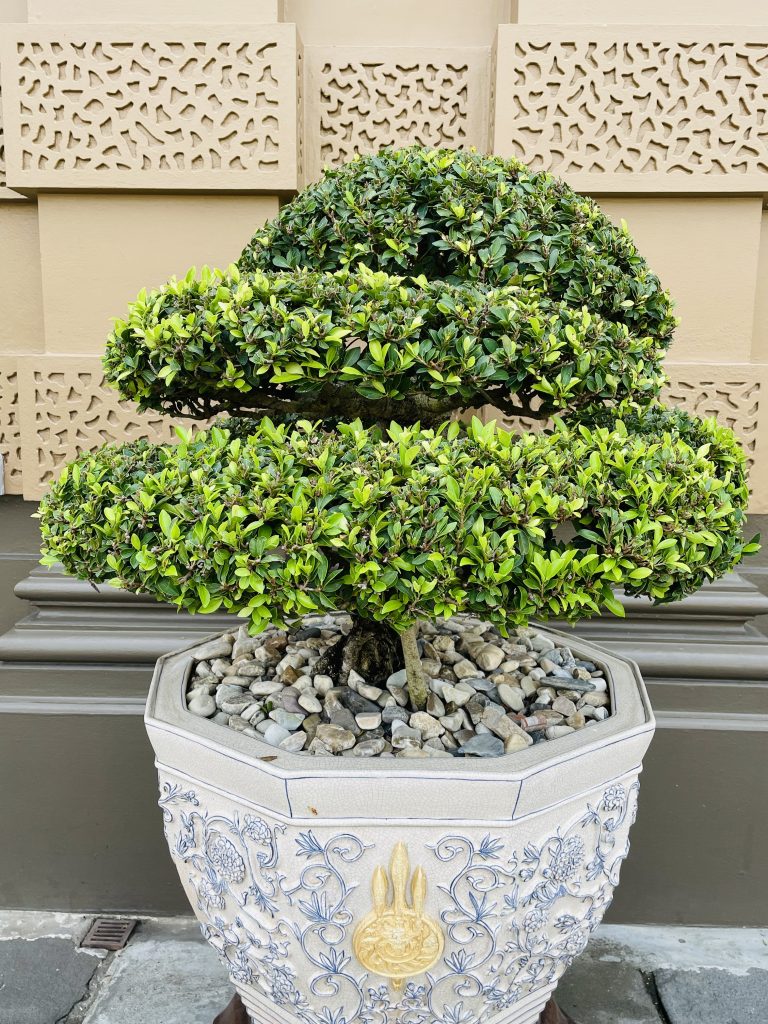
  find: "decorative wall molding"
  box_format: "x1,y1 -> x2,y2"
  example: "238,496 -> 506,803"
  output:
493,28 -> 768,193
302,46 -> 490,182
3,562 -> 767,684
0,25 -> 299,193
14,355 -> 207,501
25,0 -> 282,23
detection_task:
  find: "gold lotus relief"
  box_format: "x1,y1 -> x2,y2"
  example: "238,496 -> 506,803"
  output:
352,842 -> 444,990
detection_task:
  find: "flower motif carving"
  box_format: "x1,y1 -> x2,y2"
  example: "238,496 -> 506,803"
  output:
160,778 -> 639,1024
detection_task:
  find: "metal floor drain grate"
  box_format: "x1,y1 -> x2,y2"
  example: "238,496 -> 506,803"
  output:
80,917 -> 137,950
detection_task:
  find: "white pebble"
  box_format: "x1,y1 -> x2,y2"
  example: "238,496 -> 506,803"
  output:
263,723 -> 291,746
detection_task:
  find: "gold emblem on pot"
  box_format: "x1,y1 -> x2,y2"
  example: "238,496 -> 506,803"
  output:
352,842 -> 444,990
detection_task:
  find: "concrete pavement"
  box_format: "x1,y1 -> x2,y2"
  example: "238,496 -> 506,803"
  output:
0,912 -> 765,1024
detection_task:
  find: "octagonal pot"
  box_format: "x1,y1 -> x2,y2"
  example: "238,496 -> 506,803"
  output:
145,625 -> 654,1024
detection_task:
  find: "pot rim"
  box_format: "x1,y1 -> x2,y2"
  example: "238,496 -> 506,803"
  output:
145,621 -> 654,784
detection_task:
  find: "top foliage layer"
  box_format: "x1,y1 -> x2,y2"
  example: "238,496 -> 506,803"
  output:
240,149 -> 673,334
104,148 -> 675,424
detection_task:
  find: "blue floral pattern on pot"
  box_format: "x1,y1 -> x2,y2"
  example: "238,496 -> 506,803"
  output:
160,774 -> 639,1024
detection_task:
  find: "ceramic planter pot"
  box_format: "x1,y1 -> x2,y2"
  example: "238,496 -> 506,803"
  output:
146,625 -> 654,1024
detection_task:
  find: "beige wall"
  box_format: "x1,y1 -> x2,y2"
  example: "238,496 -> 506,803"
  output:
1,1 -> 767,509
596,198 -> 763,365
0,202 -> 43,354
37,195 -> 279,355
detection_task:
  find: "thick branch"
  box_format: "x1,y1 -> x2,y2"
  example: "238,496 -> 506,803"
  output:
154,382 -> 554,428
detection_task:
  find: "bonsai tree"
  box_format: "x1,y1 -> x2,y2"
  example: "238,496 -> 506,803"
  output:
39,148 -> 756,712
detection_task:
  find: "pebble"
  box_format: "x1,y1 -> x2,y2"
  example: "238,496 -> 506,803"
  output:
313,674 -> 334,695
473,643 -> 505,671
353,738 -> 387,757
458,734 -> 505,757
358,683 -> 383,701
453,658 -> 480,680
497,683 -> 525,712
307,738 -> 331,756
441,684 -> 473,707
386,669 -> 408,690
215,684 -> 245,708
426,692 -> 446,717
581,691 -> 610,707
355,712 -> 382,731
339,690 -> 380,716
316,723 -> 357,752
227,717 -> 256,735
187,693 -> 216,717
269,709 -> 306,731
549,678 -> 596,694
545,725 -> 575,739
221,695 -> 257,715
241,703 -> 264,724
279,731 -> 307,752
504,731 -> 533,752
263,723 -> 291,746
248,680 -> 283,697
185,615 -> 613,759
191,637 -> 233,661
552,696 -> 577,717
382,705 -> 410,724
391,725 -> 423,750
298,693 -> 323,714
409,712 -> 444,739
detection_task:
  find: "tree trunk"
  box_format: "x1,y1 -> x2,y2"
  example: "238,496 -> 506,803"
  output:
400,622 -> 428,711
313,616 -> 402,688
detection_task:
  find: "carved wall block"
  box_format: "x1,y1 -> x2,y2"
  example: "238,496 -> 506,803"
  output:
16,356 -> 208,501
0,77 -> 23,199
302,46 -> 490,182
0,357 -> 22,494
663,363 -> 768,511
493,28 -> 768,193
0,25 -> 299,192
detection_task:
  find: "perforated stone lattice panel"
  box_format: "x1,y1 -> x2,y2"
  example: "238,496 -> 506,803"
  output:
15,355 -> 209,501
663,363 -> 768,512
0,24 -> 299,192
302,45 -> 490,182
0,357 -> 23,495
493,27 -> 768,193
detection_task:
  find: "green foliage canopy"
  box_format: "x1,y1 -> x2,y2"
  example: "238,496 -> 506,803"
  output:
40,408 -> 754,632
39,147 -> 756,632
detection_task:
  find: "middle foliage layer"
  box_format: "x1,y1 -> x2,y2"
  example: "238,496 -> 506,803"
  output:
104,266 -> 671,424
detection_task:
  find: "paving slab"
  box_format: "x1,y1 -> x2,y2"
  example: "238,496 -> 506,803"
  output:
81,919 -> 233,1024
0,937 -> 101,1024
655,967 -> 768,1024
555,958 -> 661,1024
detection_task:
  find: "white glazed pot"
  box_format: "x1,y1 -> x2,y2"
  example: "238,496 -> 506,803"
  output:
145,626 -> 654,1024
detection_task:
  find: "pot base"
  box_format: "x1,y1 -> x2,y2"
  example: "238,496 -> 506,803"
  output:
212,995 -> 578,1024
